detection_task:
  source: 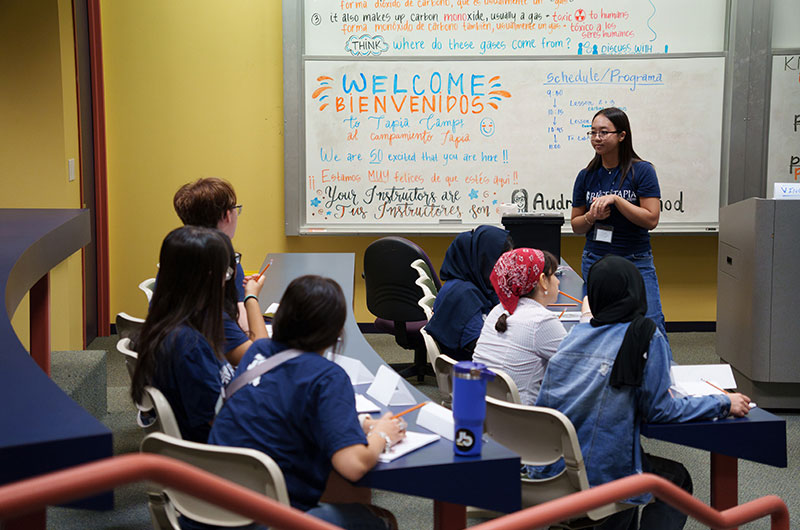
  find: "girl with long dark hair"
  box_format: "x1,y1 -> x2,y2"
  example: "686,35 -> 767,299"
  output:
569,107 -> 668,339
131,226 -> 264,443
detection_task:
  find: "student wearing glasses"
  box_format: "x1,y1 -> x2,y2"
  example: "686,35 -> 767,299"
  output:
173,178 -> 268,365
570,107 -> 667,340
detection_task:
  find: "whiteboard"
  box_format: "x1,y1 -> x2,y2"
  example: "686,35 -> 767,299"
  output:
303,57 -> 724,231
305,0 -> 727,57
766,54 -> 800,197
290,0 -> 729,234
771,0 -> 800,50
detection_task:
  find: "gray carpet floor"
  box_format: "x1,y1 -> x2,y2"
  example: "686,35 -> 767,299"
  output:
47,332 -> 798,529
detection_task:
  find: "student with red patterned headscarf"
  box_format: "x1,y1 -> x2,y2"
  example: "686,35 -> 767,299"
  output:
473,248 -> 571,405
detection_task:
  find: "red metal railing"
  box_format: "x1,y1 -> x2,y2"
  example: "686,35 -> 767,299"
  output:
0,454 -> 789,530
471,473 -> 790,530
0,454 -> 337,530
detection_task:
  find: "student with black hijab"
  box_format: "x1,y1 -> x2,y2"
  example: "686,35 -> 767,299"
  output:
425,225 -> 512,361
533,255 -> 751,530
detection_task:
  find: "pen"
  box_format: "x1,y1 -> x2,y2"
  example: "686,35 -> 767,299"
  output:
702,379 -> 730,394
255,259 -> 274,282
559,291 -> 582,304
547,303 -> 578,307
392,401 -> 429,419
558,309 -> 566,319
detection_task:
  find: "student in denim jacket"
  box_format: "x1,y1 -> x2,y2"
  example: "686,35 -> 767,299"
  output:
534,255 -> 751,530
569,107 -> 668,340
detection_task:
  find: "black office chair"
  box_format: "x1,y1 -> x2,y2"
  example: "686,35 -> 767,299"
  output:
363,237 -> 442,381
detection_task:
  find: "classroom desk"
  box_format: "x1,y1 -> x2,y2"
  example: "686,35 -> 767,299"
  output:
641,407 -> 787,514
0,209 -> 113,530
257,252 -> 521,530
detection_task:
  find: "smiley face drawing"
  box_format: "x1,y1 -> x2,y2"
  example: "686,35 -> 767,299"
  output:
479,118 -> 495,137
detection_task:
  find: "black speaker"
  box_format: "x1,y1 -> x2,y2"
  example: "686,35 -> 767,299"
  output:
501,213 -> 565,261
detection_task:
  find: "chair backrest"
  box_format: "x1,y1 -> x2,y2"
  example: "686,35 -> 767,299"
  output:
139,277 -> 156,303
363,237 -> 436,323
484,396 -> 626,520
485,368 -> 522,404
140,432 -> 290,527
116,311 -> 145,339
420,328 -> 451,405
411,258 -> 439,296
141,385 -> 182,439
433,353 -> 458,405
418,293 -> 436,320
116,336 -> 140,383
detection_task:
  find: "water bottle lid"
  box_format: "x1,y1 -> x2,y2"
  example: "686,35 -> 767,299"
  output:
453,361 -> 496,380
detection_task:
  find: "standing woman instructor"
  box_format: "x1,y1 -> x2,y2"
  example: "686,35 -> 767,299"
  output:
570,107 -> 667,339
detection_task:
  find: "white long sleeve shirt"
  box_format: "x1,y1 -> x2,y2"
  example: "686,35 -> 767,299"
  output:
473,298 -> 567,405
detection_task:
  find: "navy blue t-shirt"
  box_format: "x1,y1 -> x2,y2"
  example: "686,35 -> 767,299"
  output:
234,262 -> 245,301
151,325 -> 231,443
572,160 -> 660,256
209,339 -> 366,512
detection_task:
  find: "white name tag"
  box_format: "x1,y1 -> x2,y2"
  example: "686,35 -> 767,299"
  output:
594,223 -> 614,243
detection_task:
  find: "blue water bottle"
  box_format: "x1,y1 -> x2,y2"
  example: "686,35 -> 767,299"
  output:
452,361 -> 495,456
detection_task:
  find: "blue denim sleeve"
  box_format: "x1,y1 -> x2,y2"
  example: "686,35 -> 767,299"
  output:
638,334 -> 730,423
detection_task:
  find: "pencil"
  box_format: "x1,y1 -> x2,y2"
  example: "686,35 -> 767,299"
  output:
558,309 -> 566,319
702,378 -> 730,394
559,291 -> 582,304
255,259 -> 274,281
547,303 -> 578,307
392,401 -> 429,419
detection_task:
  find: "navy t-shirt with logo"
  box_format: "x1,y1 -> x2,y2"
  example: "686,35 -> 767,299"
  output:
572,160 -> 660,256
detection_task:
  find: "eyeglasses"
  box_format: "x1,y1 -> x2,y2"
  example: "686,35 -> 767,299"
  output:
587,130 -> 620,139
231,204 -> 243,215
225,266 -> 235,282
234,252 -> 241,264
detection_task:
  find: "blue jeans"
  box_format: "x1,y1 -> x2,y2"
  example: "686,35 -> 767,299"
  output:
590,454 -> 692,530
306,503 -> 395,530
581,250 -> 668,342
180,503 -> 393,530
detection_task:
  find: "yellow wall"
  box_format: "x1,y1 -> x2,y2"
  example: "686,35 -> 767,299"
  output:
101,0 -> 719,325
0,0 -> 84,350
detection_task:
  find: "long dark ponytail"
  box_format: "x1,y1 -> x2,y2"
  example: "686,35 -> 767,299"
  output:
130,226 -> 232,404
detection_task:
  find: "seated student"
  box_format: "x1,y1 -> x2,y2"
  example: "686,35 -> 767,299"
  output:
425,225 -> 512,361
173,177 -> 267,365
208,275 -> 405,530
473,248 -> 566,405
131,226 -> 265,443
533,255 -> 751,530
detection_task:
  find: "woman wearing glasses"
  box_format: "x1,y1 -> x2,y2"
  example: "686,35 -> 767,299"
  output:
130,226 -> 266,443
570,107 -> 667,340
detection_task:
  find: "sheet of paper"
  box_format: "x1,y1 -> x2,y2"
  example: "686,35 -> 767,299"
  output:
355,393 -> 381,413
266,324 -> 272,338
367,365 -> 416,406
670,364 -> 737,396
416,402 -> 455,441
334,355 -> 375,385
559,311 -> 582,321
377,431 -> 441,463
263,302 -> 279,317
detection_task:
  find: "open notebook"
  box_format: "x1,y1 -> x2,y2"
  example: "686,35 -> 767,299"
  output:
377,431 -> 440,463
